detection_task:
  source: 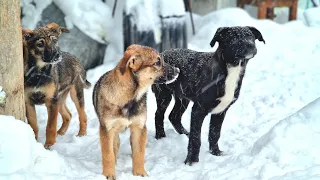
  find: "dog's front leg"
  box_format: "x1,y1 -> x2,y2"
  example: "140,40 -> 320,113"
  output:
130,123 -> 148,177
184,103 -> 207,165
100,125 -> 116,179
26,102 -> 38,140
44,97 -> 59,148
209,110 -> 227,156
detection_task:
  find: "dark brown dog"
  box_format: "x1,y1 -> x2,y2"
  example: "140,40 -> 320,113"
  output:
22,23 -> 91,148
92,44 -> 180,179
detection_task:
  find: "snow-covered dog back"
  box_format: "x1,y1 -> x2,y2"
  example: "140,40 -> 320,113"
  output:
152,26 -> 265,165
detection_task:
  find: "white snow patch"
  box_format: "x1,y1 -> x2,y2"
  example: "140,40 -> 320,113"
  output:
0,86 -> 5,105
304,7 -> 320,27
158,0 -> 185,17
21,0 -> 53,29
53,0 -> 112,44
0,115 -> 104,179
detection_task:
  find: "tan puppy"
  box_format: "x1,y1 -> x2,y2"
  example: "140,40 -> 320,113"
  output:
92,44 -> 180,179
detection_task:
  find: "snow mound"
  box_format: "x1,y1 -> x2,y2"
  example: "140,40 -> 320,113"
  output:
304,7 -> 320,28
0,116 -> 36,174
251,98 -> 320,178
0,115 -> 103,179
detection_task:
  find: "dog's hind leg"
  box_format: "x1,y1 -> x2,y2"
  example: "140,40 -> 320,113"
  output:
26,102 -> 38,140
184,103 -> 207,165
152,85 -> 172,139
169,97 -> 189,136
99,125 -> 116,179
57,90 -> 72,135
209,110 -> 227,156
70,85 -> 87,136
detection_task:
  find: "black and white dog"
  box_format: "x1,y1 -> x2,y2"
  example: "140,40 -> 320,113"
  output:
152,26 -> 265,165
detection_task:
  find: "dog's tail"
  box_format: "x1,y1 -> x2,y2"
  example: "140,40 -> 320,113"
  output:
83,80 -> 92,89
79,74 -> 92,89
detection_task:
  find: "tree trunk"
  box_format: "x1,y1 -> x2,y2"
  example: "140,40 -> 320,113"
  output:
0,0 -> 26,121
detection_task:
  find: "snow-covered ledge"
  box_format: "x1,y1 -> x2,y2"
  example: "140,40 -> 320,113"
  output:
0,86 -> 6,106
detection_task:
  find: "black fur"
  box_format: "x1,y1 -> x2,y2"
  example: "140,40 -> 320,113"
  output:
122,94 -> 147,117
29,91 -> 46,105
152,26 -> 265,165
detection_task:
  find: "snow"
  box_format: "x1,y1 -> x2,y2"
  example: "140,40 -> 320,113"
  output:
304,7 -> 320,27
21,0 -> 53,29
0,86 -> 5,105
2,6 -> 320,180
158,0 -> 185,17
0,115 -> 104,179
53,0 -> 112,44
125,0 -> 186,44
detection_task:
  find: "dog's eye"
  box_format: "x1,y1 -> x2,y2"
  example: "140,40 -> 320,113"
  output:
154,58 -> 161,66
51,36 -> 58,43
37,41 -> 44,48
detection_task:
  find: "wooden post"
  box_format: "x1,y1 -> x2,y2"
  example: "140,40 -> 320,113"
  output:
0,0 -> 26,121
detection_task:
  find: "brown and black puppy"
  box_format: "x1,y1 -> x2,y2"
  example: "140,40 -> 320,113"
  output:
22,23 -> 91,148
93,44 -> 180,179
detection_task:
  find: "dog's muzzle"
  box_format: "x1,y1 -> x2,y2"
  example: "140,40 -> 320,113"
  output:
155,62 -> 180,84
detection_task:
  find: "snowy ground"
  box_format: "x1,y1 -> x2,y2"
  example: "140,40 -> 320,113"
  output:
2,7 -> 320,180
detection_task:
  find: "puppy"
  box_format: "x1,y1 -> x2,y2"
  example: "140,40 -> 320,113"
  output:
92,44 -> 180,179
152,26 -> 265,165
22,23 -> 91,148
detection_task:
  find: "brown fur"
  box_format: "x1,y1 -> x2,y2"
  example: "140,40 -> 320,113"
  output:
22,23 -> 91,148
93,44 -> 167,179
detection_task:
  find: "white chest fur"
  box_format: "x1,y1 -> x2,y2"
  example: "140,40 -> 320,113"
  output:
211,63 -> 243,114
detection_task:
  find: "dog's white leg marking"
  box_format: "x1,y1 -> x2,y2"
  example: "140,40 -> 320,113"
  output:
211,62 -> 243,114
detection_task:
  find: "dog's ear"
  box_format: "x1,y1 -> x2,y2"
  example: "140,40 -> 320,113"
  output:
127,55 -> 142,72
119,52 -> 142,75
22,29 -> 35,41
45,23 -> 70,35
210,27 -> 228,47
247,26 -> 265,44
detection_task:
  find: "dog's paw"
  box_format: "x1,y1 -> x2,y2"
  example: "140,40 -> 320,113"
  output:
44,143 -> 53,149
132,168 -> 148,177
103,172 -> 116,180
77,130 -> 87,137
184,155 -> 199,166
155,132 -> 166,139
57,129 -> 66,136
209,148 -> 224,156
106,176 -> 116,180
